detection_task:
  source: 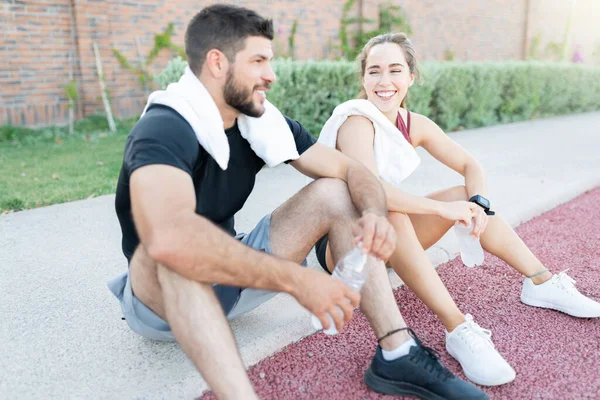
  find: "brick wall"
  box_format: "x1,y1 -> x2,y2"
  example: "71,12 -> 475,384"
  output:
362,0 -> 528,62
2,0 -> 76,126
526,0 -> 600,63
69,0 -> 348,123
1,0 -> 351,126
2,0 -> 537,127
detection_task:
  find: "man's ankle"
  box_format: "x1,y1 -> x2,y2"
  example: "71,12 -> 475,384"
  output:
380,329 -> 412,351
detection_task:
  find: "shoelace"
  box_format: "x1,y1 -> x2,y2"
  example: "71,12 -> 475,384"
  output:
458,314 -> 495,353
553,270 -> 579,295
403,328 -> 455,381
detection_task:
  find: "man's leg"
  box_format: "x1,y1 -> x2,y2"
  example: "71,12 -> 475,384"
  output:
272,179 -> 488,398
128,246 -> 257,400
269,178 -> 411,348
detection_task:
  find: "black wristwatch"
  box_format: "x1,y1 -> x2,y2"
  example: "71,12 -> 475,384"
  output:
469,195 -> 495,216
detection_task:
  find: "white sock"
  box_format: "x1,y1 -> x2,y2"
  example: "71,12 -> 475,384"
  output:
382,338 -> 417,361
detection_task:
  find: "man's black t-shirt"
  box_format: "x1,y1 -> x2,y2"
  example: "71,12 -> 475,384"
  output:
115,105 -> 316,263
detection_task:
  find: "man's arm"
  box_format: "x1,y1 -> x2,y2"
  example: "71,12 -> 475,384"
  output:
131,164 -> 300,292
290,142 -> 395,258
292,142 -> 387,215
130,163 -> 360,331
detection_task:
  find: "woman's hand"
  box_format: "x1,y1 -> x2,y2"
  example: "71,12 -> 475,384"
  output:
439,201 -> 489,238
470,205 -> 488,238
438,201 -> 479,227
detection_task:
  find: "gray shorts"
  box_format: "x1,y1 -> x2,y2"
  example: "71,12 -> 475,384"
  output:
107,214 -> 304,341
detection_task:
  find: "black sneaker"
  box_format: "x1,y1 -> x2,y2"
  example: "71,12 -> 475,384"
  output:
364,329 -> 489,399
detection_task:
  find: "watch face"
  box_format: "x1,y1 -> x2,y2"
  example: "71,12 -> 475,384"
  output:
479,196 -> 490,208
471,195 -> 490,209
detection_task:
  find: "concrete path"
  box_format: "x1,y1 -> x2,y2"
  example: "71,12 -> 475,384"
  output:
1,112 -> 599,399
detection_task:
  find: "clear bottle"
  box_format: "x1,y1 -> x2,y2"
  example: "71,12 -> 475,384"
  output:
454,219 -> 484,268
311,244 -> 369,335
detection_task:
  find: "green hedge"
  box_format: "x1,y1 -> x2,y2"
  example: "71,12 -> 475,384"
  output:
156,57 -> 600,136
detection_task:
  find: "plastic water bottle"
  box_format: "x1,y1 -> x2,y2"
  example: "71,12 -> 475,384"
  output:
454,219 -> 484,267
311,244 -> 369,335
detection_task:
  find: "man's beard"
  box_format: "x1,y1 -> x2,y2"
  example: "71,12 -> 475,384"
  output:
223,69 -> 265,118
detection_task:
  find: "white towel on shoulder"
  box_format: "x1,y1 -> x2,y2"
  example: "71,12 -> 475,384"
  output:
317,99 -> 420,186
141,67 -> 299,170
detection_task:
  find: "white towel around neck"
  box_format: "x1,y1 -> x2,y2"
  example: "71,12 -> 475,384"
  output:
317,99 -> 420,187
141,67 -> 299,170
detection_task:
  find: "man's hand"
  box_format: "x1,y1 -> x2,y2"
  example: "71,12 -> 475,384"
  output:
289,143 -> 394,259
353,210 -> 397,261
290,268 -> 361,333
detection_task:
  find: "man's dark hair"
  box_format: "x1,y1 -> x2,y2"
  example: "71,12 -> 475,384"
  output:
185,4 -> 274,75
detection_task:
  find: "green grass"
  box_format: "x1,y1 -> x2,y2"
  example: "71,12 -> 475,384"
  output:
0,133 -> 128,213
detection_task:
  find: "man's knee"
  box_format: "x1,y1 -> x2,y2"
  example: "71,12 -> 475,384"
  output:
305,178 -> 356,218
130,246 -> 166,318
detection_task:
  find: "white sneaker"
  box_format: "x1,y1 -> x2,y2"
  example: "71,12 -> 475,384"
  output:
446,314 -> 516,386
521,270 -> 600,318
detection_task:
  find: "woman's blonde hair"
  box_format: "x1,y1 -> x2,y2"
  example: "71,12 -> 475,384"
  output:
357,32 -> 420,108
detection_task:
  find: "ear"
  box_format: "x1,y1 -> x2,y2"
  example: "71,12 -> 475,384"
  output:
204,49 -> 230,79
408,72 -> 415,87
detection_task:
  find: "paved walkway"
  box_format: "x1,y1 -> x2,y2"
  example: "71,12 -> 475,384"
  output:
1,112 -> 599,399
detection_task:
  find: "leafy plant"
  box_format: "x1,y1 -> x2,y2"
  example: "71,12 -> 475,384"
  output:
63,80 -> 78,105
339,0 -> 369,60
288,20 -> 298,60
443,50 -> 456,61
113,23 -> 186,90
339,0 -> 412,60
155,57 -> 600,136
528,33 -> 541,60
593,42 -> 600,64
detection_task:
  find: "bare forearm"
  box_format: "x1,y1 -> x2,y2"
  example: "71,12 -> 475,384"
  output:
464,163 -> 488,198
148,216 -> 300,294
381,180 -> 443,215
346,162 -> 388,216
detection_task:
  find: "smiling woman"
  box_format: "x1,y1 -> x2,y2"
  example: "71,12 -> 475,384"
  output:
314,31 -> 600,390
358,32 -> 420,112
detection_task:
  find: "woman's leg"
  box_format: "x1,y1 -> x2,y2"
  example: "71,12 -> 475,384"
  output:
407,185 -> 600,320
478,216 -> 552,283
386,211 -> 466,331
409,185 -> 551,284
322,186 -> 467,331
402,186 -> 519,386
323,184 -> 554,330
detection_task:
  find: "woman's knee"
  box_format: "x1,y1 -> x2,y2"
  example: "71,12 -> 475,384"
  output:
454,185 -> 469,200
388,211 -> 414,233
